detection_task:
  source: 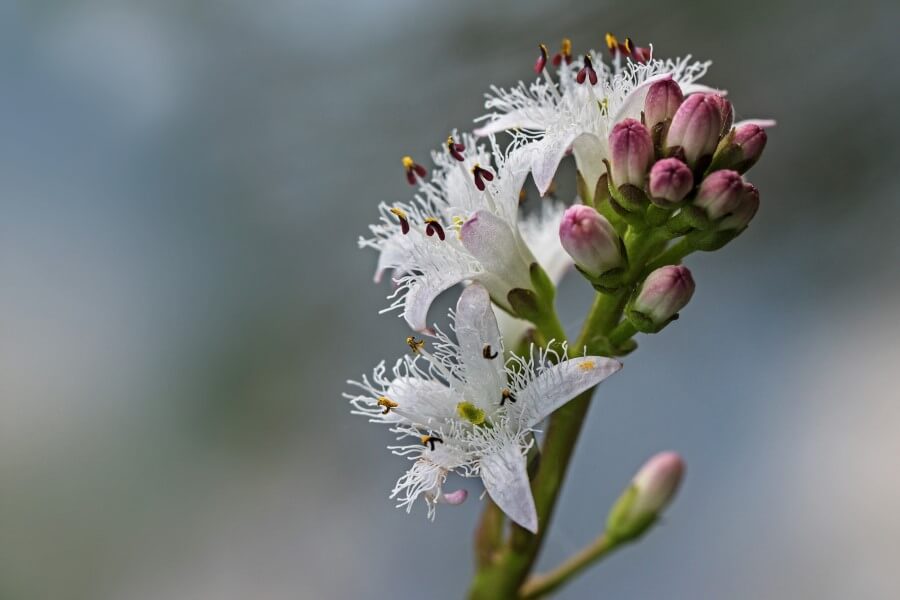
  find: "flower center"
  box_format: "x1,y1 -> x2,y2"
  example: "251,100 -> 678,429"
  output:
456,402 -> 486,426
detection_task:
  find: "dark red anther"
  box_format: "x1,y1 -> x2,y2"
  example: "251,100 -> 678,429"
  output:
552,38 -> 573,67
576,55 -> 598,85
446,136 -> 465,162
534,44 -> 549,74
402,155 -> 427,185
389,207 -> 410,234
471,164 -> 494,191
424,218 -> 446,241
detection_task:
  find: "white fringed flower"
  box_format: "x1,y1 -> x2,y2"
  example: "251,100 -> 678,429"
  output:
346,284 -> 621,531
474,48 -> 717,195
360,133 -> 571,332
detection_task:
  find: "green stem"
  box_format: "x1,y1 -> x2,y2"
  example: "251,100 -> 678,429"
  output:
519,534 -> 620,599
474,497 -> 505,568
608,321 -> 637,348
642,238 -> 693,276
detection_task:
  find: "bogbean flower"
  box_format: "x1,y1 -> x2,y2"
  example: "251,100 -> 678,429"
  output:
346,284 -> 622,531
360,133 -> 571,332
474,35 -> 717,196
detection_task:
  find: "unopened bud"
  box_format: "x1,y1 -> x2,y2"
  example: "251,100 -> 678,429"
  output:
731,123 -> 768,170
665,93 -> 723,166
695,169 -> 745,220
718,182 -> 759,230
606,452 -> 685,542
559,205 -> 624,278
628,265 -> 695,332
709,94 -> 734,135
609,119 -> 654,188
648,158 -> 693,206
643,78 -> 684,130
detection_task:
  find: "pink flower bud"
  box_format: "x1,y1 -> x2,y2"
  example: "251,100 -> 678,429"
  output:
695,169 -> 746,219
648,158 -> 694,205
643,78 -> 684,130
609,118 -> 654,187
606,452 -> 685,542
666,93 -> 723,166
718,182 -> 760,230
732,123 -> 768,168
630,265 -> 695,330
559,205 -> 623,277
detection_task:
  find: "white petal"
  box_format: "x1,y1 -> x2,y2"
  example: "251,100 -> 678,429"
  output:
455,284 -> 506,407
474,111 -> 549,137
386,376 -> 457,425
516,356 -> 622,428
733,118 -> 777,129
531,131 -> 578,195
572,133 -> 608,197
682,83 -> 726,96
493,303 -> 532,349
611,72 -> 672,124
460,210 -> 532,290
403,263 -> 480,332
480,442 -> 538,533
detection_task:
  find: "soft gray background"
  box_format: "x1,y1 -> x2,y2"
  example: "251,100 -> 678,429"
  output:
2,0 -> 898,598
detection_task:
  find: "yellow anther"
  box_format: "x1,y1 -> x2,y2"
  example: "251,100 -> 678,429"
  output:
578,360 -> 596,371
500,388 -> 517,406
561,38 -> 572,55
401,156 -> 415,169
605,33 -> 617,51
420,434 -> 444,450
624,37 -> 634,54
377,396 -> 399,414
390,207 -> 408,219
456,402 -> 486,426
424,217 -> 439,225
406,336 -> 425,354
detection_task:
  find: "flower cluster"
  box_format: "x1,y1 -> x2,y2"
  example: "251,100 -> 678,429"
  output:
349,33 -> 771,530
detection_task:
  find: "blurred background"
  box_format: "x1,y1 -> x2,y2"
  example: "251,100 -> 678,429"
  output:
1,0 -> 898,598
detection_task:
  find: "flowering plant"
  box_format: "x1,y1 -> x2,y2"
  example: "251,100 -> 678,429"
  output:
347,33 -> 772,598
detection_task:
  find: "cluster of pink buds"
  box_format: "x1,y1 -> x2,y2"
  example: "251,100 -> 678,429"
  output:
560,76 -> 771,337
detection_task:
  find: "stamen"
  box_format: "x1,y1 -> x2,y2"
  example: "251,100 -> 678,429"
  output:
402,155 -> 427,185
482,344 -> 499,360
552,38 -> 573,66
406,336 -> 425,354
576,55 -> 598,86
424,217 -> 446,241
457,402 -> 486,425
389,207 -> 410,234
605,33 -> 618,56
500,388 -> 517,406
446,136 -> 465,162
471,164 -> 495,191
377,396 -> 399,414
534,43 -> 549,74
420,434 -> 444,451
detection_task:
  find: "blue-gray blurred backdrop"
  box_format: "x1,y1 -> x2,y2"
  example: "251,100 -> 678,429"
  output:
2,0 -> 899,598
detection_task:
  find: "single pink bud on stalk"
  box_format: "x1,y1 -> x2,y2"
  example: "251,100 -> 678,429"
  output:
606,452 -> 685,542
648,158 -> 694,205
559,205 -> 624,278
695,169 -> 747,220
609,119 -> 654,188
643,78 -> 684,130
665,93 -> 724,166
628,265 -> 695,332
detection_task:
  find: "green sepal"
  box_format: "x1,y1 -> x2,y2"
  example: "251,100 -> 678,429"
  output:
612,183 -> 650,213
614,338 -> 638,356
529,262 -> 555,304
686,228 -> 739,252
625,307 -> 678,334
576,170 -> 593,207
605,483 -> 660,543
507,287 -> 543,322
610,197 -> 647,229
645,204 -> 672,227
